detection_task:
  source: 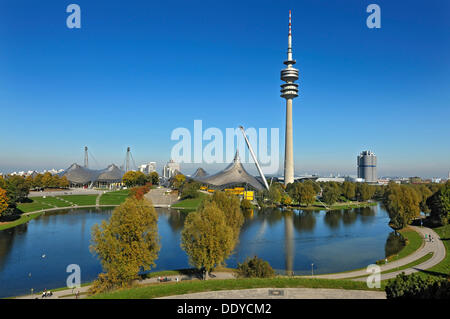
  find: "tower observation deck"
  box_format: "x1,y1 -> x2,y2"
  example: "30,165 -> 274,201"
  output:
281,10 -> 299,185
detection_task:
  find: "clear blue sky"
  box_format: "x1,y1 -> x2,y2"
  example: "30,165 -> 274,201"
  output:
0,0 -> 449,178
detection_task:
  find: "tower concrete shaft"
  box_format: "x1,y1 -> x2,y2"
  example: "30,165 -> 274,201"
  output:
84,146 -> 88,168
280,10 -> 299,185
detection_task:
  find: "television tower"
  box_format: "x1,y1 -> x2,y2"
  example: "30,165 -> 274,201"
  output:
126,147 -> 131,172
280,10 -> 299,185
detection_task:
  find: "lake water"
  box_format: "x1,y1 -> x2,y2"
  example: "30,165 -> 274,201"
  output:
0,204 -> 397,298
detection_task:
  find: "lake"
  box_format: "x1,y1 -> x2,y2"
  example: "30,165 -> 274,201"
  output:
0,203 -> 398,298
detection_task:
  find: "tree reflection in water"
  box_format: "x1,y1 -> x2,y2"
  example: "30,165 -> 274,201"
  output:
384,231 -> 406,258
293,210 -> 316,232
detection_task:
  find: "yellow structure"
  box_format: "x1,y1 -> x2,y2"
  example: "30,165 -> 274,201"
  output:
243,191 -> 254,201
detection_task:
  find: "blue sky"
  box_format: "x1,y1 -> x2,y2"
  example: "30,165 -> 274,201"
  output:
0,0 -> 449,178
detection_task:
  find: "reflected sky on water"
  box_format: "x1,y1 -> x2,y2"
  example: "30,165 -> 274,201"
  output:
0,204 -> 397,298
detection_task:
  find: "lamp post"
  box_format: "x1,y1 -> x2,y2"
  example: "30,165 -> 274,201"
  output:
311,263 -> 314,276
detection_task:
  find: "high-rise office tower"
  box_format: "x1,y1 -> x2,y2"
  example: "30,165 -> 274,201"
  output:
357,150 -> 377,183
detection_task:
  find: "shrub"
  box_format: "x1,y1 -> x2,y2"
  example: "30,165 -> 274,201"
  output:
385,273 -> 450,299
180,182 -> 200,199
240,199 -> 253,212
236,256 -> 275,278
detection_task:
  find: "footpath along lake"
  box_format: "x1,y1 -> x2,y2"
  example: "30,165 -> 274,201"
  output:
0,203 -> 401,298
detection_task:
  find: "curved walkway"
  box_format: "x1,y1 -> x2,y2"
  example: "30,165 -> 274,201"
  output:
307,225 -> 446,281
157,288 -> 386,299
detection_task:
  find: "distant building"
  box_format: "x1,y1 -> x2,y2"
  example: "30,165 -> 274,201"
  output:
357,150 -> 377,183
315,177 -> 345,183
162,160 -> 180,179
345,176 -> 365,183
139,162 -> 156,175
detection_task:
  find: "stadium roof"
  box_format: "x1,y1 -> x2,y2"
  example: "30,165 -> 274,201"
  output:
192,151 -> 264,190
62,163 -> 124,185
192,167 -> 208,178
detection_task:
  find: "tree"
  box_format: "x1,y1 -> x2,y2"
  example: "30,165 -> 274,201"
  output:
240,198 -> 253,212
180,181 -> 200,199
342,181 -> 356,201
33,174 -> 43,188
281,194 -> 292,206
134,171 -> 147,186
426,181 -> 450,226
414,184 -> 432,214
236,256 -> 275,278
384,183 -> 421,230
0,175 -> 6,189
51,174 -> 61,188
385,273 -> 450,299
59,176 -> 70,188
171,174 -> 186,190
356,183 -> 375,202
181,201 -> 235,279
298,183 -> 316,206
322,186 -> 339,206
90,196 -> 160,293
202,191 -> 244,242
122,171 -> 137,187
5,175 -> 30,205
268,183 -> 282,204
0,188 -> 8,217
41,172 -> 53,188
147,172 -> 159,185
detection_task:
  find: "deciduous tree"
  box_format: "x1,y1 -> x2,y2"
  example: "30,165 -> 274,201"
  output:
426,181 -> 450,226
90,196 -> 160,293
181,201 -> 235,279
0,188 -> 8,217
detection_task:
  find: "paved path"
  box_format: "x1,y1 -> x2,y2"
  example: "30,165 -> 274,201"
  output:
157,288 -> 386,299
15,272 -> 235,299
29,189 -> 104,197
306,225 -> 446,281
145,187 -> 179,207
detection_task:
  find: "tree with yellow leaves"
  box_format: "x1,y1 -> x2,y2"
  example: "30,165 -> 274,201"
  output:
181,201 -> 235,279
89,196 -> 160,293
0,187 -> 8,217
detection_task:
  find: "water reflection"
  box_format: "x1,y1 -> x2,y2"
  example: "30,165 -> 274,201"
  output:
284,212 -> 294,275
384,231 -> 406,258
293,211 -> 316,232
324,211 -> 342,229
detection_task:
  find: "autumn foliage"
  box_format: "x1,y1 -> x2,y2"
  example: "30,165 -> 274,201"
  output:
129,183 -> 152,200
0,187 -> 9,217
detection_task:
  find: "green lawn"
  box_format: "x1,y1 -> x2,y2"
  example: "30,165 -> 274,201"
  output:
59,195 -> 97,206
413,224 -> 450,279
17,195 -> 99,213
99,189 -> 130,205
0,212 -> 43,231
90,276 -> 380,299
171,193 -> 209,210
17,197 -> 68,212
294,201 -> 377,211
391,228 -> 424,261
